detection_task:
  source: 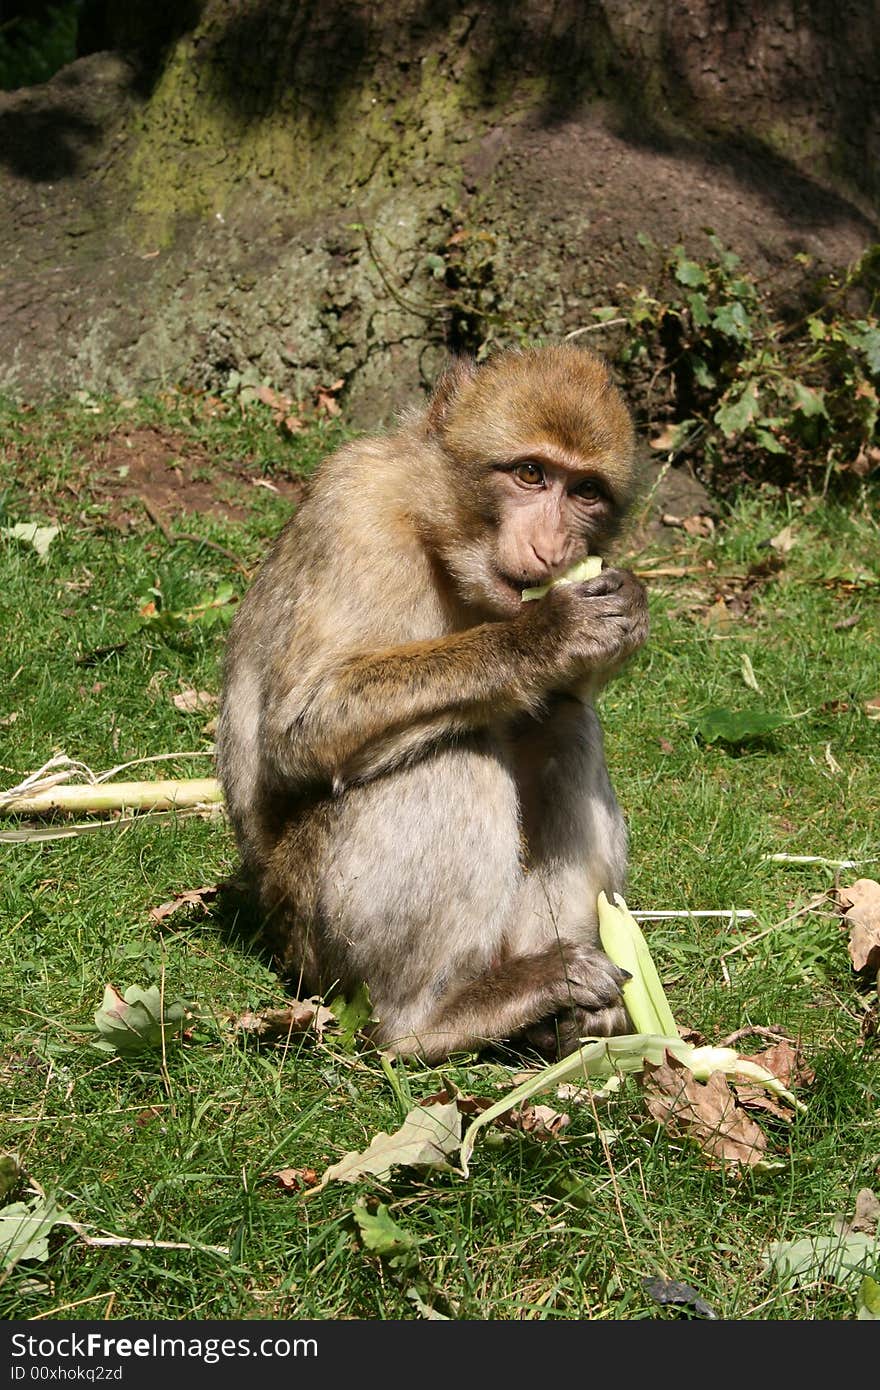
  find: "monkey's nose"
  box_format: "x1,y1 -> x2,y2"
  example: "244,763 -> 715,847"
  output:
530,543 -> 566,574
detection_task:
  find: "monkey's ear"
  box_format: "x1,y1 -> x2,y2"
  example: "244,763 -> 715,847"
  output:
425,355 -> 478,434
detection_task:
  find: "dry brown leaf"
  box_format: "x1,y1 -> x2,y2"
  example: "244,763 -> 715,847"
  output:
682,514 -> 715,538
701,595 -> 736,632
149,885 -> 219,924
233,1001 -> 334,1042
835,1188 -> 880,1237
769,524 -> 797,554
274,1166 -> 319,1192
731,1037 -> 813,1123
172,688 -> 217,714
510,1103 -> 570,1139
838,879 -> 880,973
641,1054 -> 768,1167
865,696 -> 880,722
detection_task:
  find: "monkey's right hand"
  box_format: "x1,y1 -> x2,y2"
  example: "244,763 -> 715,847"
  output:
526,567 -> 649,681
551,941 -> 631,1013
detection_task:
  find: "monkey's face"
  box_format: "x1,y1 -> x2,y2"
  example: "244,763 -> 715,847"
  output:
426,345 -> 637,617
453,450 -> 622,616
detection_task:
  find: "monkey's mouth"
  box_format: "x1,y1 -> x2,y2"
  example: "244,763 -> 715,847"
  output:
497,571 -> 531,601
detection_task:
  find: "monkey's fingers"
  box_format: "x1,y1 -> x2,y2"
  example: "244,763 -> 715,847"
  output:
561,947 -> 630,1011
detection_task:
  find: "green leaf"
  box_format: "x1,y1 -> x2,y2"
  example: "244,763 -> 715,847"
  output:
711,301 -> 751,342
754,427 -> 787,455
598,891 -> 678,1038
714,381 -> 761,438
353,1203 -> 420,1260
0,1196 -> 72,1270
706,233 -> 740,272
807,316 -> 827,342
591,305 -> 622,322
694,707 -> 788,744
327,981 -> 375,1048
674,257 -> 708,289
840,321 -> 880,374
789,381 -> 829,418
858,1275 -> 880,1319
0,1154 -> 21,1201
691,355 -> 716,388
763,1232 -> 880,1291
94,983 -> 189,1055
423,254 -> 446,281
686,292 -> 711,327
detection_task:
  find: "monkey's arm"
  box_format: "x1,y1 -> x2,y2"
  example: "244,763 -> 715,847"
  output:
264,569 -> 645,786
265,621 -> 547,786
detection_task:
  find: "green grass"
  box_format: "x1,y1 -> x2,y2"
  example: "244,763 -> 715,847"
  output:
0,393 -> 878,1321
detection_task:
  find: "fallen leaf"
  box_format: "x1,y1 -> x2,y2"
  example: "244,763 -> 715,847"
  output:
307,1100 -> 462,1194
701,596 -> 736,632
1,522 -> 60,561
233,1001 -> 333,1042
172,689 -> 217,714
658,737 -> 675,754
682,514 -> 715,538
0,1153 -> 21,1200
838,879 -> 880,973
832,613 -> 861,631
642,1276 -> 718,1319
865,696 -> 880,722
769,524 -> 797,554
858,1275 -> 880,1319
353,1203 -> 420,1261
641,1054 -> 768,1167
835,1189 -> 880,1237
763,1231 -> 880,1290
740,652 -> 762,694
0,1196 -> 72,1271
510,1103 -> 570,1138
274,1167 -> 319,1192
94,984 -> 190,1054
149,885 -> 219,925
694,706 -> 787,744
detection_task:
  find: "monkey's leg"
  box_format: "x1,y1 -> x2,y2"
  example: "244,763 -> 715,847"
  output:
505,695 -> 632,1054
381,938 -> 629,1062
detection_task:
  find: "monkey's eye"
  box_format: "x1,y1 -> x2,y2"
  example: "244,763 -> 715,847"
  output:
575,479 -> 603,502
513,462 -> 544,486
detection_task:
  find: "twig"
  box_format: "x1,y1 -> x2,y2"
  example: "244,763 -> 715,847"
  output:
139,497 -> 250,576
78,1232 -> 229,1257
761,853 -> 863,868
716,1025 -> 793,1048
632,909 -> 756,921
30,1292 -> 117,1321
564,319 -> 628,339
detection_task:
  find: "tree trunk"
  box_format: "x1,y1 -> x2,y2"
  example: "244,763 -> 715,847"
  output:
1,0 -> 877,422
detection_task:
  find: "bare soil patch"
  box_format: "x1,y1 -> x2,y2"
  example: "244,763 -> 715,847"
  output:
9,422 -> 307,528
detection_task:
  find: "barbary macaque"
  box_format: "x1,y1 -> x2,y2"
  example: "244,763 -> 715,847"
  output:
216,345 -> 649,1061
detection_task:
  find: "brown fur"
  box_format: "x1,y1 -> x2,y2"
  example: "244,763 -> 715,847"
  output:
216,344 -> 648,1061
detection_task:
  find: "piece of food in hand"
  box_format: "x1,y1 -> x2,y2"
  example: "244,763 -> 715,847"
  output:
521,554 -> 604,602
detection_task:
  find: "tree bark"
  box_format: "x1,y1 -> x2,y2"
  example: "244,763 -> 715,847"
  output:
0,1 -> 877,422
